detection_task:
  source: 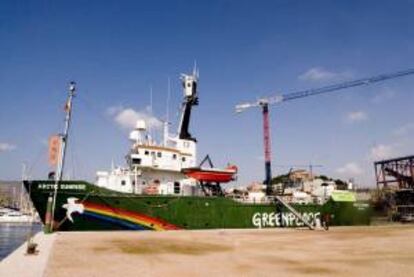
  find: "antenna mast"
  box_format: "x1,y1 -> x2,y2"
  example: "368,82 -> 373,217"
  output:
149,85 -> 153,143
167,77 -> 171,123
164,77 -> 171,146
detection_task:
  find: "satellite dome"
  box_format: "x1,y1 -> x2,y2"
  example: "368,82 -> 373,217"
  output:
129,130 -> 140,141
136,120 -> 146,131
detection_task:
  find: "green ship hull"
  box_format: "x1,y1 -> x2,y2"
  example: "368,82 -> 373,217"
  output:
24,180 -> 371,231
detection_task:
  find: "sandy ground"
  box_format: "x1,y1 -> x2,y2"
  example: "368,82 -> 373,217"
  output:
44,226 -> 414,277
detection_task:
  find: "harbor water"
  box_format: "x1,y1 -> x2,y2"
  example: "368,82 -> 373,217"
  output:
0,223 -> 42,261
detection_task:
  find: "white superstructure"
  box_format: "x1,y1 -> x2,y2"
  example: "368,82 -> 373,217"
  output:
96,68 -> 202,196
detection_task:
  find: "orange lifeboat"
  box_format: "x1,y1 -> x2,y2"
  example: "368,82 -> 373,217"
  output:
182,165 -> 238,183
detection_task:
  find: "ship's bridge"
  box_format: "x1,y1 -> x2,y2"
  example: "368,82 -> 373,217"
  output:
129,141 -> 196,171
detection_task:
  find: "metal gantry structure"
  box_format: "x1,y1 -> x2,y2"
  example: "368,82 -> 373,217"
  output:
375,155 -> 414,190
235,69 -> 414,195
374,155 -> 414,221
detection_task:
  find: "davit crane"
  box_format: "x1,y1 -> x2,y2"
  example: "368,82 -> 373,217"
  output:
235,68 -> 414,196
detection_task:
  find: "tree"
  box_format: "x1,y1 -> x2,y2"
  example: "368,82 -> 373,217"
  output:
271,174 -> 290,184
317,175 -> 331,181
334,179 -> 348,190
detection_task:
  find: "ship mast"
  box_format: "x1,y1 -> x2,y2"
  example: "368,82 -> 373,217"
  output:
57,81 -> 76,181
178,67 -> 199,141
51,81 -> 76,229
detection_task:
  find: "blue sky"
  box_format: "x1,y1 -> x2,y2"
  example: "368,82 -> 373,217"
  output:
1,0 -> 413,187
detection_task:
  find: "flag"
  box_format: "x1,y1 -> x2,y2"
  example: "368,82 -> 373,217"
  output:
49,135 -> 61,166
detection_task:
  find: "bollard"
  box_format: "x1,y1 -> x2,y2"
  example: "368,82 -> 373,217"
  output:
26,236 -> 38,255
44,194 -> 53,233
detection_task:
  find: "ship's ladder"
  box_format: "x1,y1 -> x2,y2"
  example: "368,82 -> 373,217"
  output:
274,195 -> 315,230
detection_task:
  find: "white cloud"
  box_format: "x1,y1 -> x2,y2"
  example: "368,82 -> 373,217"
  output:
369,144 -> 396,160
393,123 -> 414,136
346,111 -> 368,123
371,88 -> 396,104
107,106 -> 163,130
0,142 -> 16,152
299,67 -> 352,82
106,105 -> 123,116
336,162 -> 363,176
40,138 -> 49,146
255,155 -> 264,161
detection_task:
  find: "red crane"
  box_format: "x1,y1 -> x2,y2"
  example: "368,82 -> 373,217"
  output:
235,68 -> 414,195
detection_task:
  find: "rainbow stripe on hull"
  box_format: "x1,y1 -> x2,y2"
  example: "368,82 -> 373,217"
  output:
81,202 -> 181,231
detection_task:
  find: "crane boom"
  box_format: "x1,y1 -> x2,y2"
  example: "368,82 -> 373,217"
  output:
279,68 -> 414,104
236,68 -> 414,112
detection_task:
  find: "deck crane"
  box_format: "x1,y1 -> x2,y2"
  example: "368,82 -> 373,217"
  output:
235,68 -> 414,196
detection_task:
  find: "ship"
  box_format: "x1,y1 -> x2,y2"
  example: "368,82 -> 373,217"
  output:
0,208 -> 35,223
24,67 -> 371,232
0,181 -> 39,224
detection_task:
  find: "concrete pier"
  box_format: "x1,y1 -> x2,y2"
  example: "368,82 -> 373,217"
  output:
1,226 -> 414,276
0,232 -> 56,277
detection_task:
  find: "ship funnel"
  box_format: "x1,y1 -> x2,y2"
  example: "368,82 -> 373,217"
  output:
178,67 -> 199,141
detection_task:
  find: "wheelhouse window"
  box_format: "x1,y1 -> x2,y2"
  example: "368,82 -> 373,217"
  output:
174,182 -> 180,194
132,158 -> 141,165
121,180 -> 126,186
